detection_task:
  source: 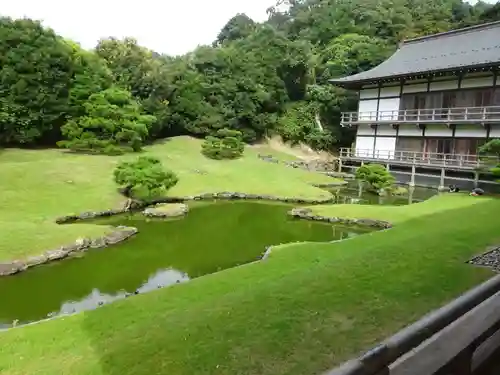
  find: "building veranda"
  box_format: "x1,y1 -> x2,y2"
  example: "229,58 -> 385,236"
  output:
330,21 -> 500,186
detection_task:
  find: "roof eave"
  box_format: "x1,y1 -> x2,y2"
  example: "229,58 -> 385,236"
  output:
329,63 -> 500,90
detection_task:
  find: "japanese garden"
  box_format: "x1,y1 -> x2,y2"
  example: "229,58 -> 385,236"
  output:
1,1 -> 500,374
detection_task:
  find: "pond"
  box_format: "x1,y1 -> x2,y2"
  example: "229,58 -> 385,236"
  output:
0,182 -> 437,329
328,182 -> 436,206
0,200 -> 371,328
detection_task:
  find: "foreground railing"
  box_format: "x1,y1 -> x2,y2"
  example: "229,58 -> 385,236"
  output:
339,148 -> 499,168
323,274 -> 500,375
341,106 -> 500,126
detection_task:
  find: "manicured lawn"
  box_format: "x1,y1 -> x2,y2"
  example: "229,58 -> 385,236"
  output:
310,192 -> 486,224
0,136 -> 336,261
0,194 -> 498,375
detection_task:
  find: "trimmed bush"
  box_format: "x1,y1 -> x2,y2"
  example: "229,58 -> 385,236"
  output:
113,156 -> 179,201
355,163 -> 395,194
201,128 -> 244,160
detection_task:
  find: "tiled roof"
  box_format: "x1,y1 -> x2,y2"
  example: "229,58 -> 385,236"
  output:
330,21 -> 500,88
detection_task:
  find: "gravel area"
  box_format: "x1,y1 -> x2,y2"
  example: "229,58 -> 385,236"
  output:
468,246 -> 500,271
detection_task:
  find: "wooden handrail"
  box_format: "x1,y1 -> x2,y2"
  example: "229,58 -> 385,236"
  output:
341,106 -> 500,126
338,148 -> 499,168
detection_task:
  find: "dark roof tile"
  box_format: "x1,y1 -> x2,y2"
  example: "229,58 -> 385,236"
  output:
330,21 -> 500,88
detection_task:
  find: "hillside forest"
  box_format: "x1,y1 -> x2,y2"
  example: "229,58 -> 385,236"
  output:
1,0 -> 499,154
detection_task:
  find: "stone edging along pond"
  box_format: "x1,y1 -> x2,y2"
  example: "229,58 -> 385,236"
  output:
288,207 -> 393,229
0,192 -> 387,277
0,226 -> 138,276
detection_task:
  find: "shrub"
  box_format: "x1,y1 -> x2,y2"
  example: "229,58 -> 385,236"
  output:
201,128 -> 244,159
355,163 -> 395,194
479,139 -> 500,179
58,87 -> 156,155
113,156 -> 178,201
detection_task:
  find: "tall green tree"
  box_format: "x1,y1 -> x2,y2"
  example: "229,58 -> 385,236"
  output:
214,14 -> 257,46
0,17 -> 74,144
95,38 -> 173,138
65,40 -> 114,118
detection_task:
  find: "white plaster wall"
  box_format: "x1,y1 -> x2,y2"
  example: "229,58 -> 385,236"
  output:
398,125 -> 423,137
359,88 -> 379,99
429,79 -> 458,91
377,98 -> 400,120
461,76 -> 494,89
358,99 -> 378,120
374,137 -> 396,159
425,124 -> 453,137
402,83 -> 428,94
403,78 -> 429,84
455,126 -> 487,138
357,125 -> 375,136
490,125 -> 500,138
463,72 -> 494,79
377,125 -> 397,136
379,86 -> 400,98
355,136 -> 374,157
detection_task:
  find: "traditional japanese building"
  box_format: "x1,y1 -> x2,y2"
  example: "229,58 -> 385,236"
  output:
330,21 -> 500,172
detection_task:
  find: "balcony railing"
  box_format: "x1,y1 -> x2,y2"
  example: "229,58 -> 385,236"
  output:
339,148 -> 499,168
341,106 -> 500,126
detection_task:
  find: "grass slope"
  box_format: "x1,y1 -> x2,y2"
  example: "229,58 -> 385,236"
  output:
0,137 -> 336,261
310,192 -> 487,224
0,195 -> 498,375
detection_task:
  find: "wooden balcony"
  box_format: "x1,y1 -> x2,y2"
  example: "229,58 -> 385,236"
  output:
339,148 -> 499,170
341,106 -> 500,127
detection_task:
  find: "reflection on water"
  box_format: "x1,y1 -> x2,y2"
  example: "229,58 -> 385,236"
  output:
328,182 -> 436,206
56,269 -> 190,316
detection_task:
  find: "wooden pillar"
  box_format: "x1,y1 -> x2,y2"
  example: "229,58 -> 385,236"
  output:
408,186 -> 414,205
473,171 -> 480,188
338,158 -> 343,173
386,163 -> 390,171
409,165 -> 416,187
439,168 -> 446,191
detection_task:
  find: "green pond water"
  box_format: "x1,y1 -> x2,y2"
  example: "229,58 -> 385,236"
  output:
0,200 -> 371,328
0,185 -> 435,328
329,182 -> 436,206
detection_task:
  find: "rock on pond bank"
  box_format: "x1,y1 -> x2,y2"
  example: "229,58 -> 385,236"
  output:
0,226 -> 138,276
143,203 -> 189,218
288,207 -> 392,229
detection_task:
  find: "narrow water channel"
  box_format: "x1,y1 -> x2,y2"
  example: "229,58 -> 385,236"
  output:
0,201 -> 370,328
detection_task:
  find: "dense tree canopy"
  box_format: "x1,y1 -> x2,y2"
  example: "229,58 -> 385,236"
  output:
0,17 -> 74,144
0,1 -> 498,151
